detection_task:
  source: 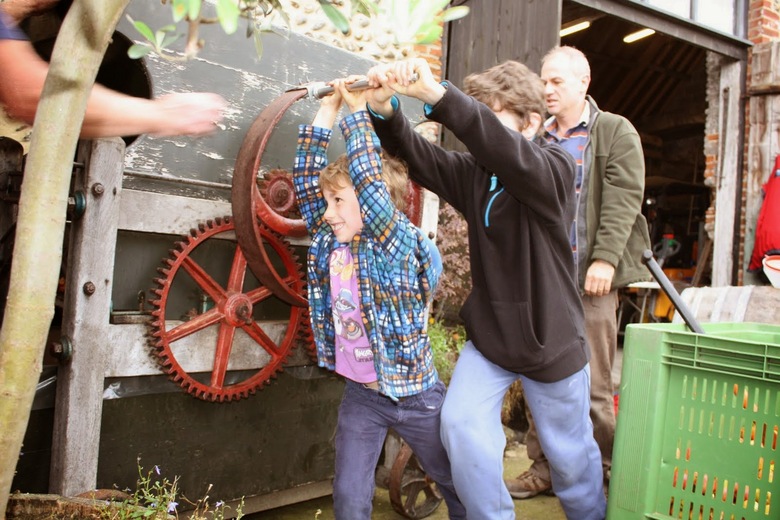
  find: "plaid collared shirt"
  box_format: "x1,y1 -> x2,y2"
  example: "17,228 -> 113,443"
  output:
293,111 -> 440,399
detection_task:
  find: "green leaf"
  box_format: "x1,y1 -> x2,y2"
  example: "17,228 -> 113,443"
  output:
171,0 -> 187,22
127,43 -> 152,59
318,1 -> 350,34
441,5 -> 470,23
155,29 -> 167,48
128,16 -> 155,43
410,0 -> 450,25
188,0 -> 202,20
414,23 -> 443,45
273,3 -> 291,28
161,33 -> 182,49
352,0 -> 379,17
253,31 -> 264,59
217,0 -> 241,34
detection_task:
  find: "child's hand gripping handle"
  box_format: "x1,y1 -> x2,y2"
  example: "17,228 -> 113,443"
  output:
309,74 -> 419,99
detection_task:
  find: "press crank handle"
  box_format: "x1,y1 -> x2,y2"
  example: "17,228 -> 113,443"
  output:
308,73 -> 419,99
641,249 -> 705,334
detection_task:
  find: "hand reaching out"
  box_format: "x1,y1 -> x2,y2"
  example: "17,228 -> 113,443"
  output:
148,92 -> 226,137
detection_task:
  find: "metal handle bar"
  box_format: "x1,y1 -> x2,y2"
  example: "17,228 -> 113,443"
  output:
299,73 -> 420,99
641,249 -> 705,334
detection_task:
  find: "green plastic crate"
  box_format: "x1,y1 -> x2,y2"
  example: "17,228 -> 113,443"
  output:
608,322 -> 780,520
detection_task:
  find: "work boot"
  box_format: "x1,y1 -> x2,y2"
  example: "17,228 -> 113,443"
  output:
505,470 -> 554,499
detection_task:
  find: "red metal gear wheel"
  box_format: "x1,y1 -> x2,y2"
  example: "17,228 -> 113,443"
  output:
147,216 -> 313,402
259,168 -> 299,217
389,442 -> 443,518
231,88 -> 424,304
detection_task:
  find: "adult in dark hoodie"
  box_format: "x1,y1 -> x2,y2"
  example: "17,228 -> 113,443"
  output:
366,58 -> 606,520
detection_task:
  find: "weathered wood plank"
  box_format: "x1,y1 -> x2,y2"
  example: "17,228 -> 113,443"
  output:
49,138 -> 125,496
104,321 -> 308,377
711,59 -> 742,286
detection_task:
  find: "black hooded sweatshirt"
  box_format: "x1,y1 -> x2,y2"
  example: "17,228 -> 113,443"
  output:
370,84 -> 589,383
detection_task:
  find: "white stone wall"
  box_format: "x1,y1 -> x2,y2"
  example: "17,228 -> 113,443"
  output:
285,0 -> 411,62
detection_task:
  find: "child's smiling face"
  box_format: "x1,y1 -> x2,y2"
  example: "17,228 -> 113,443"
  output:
323,184 -> 364,243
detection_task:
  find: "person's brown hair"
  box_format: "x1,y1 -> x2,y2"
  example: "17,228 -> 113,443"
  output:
463,60 -> 545,131
320,152 -> 409,211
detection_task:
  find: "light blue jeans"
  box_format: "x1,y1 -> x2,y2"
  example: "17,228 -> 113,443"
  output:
440,341 -> 606,520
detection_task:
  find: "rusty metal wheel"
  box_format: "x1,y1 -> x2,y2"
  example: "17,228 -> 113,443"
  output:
231,89 -> 309,307
231,88 -> 424,305
389,442 -> 443,519
148,216 -> 312,402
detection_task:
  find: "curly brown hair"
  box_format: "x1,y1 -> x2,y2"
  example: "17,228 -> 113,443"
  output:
463,60 -> 545,132
320,152 -> 409,211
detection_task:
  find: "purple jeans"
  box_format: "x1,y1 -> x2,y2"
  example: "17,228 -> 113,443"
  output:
333,379 -> 465,519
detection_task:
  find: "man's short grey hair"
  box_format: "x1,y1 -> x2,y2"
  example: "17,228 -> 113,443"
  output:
542,45 -> 591,78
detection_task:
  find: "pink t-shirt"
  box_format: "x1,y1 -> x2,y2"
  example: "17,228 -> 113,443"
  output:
329,246 -> 377,383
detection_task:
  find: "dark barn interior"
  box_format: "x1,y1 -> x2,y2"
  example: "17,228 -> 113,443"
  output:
560,1 -> 711,271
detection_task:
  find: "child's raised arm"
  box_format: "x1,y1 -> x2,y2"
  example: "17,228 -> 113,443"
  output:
312,82 -> 343,130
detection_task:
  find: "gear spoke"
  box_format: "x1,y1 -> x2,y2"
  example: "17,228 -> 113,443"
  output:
244,285 -> 274,304
211,322 -> 237,388
165,307 -> 224,342
181,255 -> 228,304
241,320 -> 282,357
226,244 -> 248,293
403,480 -> 428,513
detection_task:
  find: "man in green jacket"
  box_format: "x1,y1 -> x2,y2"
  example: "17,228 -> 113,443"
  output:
506,45 -> 651,499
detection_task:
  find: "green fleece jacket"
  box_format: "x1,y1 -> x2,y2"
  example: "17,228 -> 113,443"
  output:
578,96 -> 651,289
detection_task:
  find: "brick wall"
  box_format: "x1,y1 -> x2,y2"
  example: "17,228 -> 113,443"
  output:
741,0 -> 780,283
748,0 -> 780,43
705,0 -> 780,284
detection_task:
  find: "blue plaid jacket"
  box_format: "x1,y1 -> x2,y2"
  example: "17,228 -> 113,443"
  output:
293,111 -> 440,399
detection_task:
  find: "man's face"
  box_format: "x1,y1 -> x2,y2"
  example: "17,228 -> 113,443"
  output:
541,53 -> 589,121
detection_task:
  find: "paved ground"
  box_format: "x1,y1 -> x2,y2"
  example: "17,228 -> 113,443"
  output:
255,441 -> 566,519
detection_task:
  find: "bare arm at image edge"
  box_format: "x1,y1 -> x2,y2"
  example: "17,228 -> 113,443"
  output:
0,14 -> 225,138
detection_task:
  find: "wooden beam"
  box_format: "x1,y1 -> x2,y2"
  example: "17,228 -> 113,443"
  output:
568,0 -> 750,60
49,138 -> 125,496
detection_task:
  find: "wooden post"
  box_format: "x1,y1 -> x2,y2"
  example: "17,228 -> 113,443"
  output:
711,59 -> 743,286
49,138 -> 124,496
